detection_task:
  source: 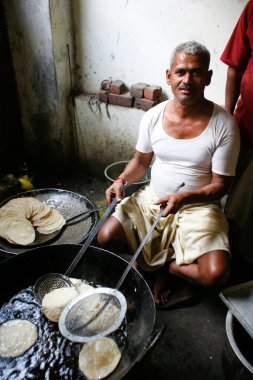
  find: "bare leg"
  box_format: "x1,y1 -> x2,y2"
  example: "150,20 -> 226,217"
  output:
169,250 -> 230,288
153,250 -> 230,306
97,215 -> 130,254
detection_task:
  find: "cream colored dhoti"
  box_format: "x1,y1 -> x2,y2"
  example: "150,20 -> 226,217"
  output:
113,185 -> 230,271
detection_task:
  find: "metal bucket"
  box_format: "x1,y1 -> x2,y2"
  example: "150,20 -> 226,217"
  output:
222,311 -> 253,380
104,161 -> 151,196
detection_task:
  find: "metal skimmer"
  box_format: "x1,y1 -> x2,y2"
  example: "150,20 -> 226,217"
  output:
58,182 -> 185,343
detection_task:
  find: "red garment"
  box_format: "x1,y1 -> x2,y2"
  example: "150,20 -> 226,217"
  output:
221,0 -> 253,148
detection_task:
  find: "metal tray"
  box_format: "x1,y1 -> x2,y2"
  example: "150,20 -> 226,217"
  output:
0,188 -> 99,255
219,280 -> 253,339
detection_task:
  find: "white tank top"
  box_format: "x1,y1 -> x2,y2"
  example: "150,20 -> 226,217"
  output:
135,100 -> 240,198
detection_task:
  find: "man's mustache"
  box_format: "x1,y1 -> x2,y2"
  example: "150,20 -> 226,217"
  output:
179,84 -> 194,90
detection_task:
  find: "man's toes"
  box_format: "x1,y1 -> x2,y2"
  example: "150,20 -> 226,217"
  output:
154,289 -> 171,305
160,290 -> 171,304
153,292 -> 160,305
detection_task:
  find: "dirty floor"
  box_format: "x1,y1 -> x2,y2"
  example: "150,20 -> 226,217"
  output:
0,171 -> 252,380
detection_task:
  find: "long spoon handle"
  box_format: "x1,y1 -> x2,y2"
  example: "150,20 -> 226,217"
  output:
66,205 -> 107,223
65,184 -> 128,277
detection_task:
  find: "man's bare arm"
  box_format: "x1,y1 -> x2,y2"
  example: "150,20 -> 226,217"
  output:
155,173 -> 233,215
105,151 -> 153,203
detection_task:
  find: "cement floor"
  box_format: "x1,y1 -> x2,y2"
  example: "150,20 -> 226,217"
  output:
0,171 -> 252,380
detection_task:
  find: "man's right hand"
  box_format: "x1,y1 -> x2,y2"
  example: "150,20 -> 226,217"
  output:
105,178 -> 126,204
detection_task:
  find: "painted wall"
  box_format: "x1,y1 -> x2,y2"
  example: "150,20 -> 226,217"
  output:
73,0 -> 247,176
73,0 -> 247,104
2,0 -> 248,177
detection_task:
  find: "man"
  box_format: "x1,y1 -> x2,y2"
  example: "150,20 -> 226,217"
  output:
97,41 -> 240,308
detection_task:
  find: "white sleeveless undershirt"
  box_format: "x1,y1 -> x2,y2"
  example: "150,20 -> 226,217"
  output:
135,100 -> 240,199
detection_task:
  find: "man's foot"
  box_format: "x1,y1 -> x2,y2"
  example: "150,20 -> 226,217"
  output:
152,268 -> 195,310
152,267 -> 171,305
155,284 -> 195,310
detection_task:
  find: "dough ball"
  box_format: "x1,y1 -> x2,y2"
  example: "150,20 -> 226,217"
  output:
75,282 -> 94,295
69,277 -> 94,294
0,319 -> 37,357
42,287 -> 78,322
79,337 -> 121,379
69,277 -> 83,286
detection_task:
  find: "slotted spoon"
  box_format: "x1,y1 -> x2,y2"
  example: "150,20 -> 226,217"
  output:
34,184 -> 128,303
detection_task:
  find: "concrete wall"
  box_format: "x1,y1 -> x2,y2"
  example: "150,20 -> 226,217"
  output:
2,0 -> 76,173
75,94 -> 144,176
0,2 -> 24,176
73,0 -> 247,104
2,0 -> 248,177
73,0 -> 247,176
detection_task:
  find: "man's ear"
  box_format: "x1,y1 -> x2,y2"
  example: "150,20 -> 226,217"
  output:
206,69 -> 213,86
166,69 -> 172,85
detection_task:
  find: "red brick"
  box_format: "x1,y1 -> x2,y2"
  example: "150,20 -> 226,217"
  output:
130,82 -> 150,98
110,80 -> 125,95
134,97 -> 160,111
144,85 -> 162,101
109,91 -> 134,107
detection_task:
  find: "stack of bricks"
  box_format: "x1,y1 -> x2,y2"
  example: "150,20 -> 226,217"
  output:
131,82 -> 162,111
99,80 -> 133,108
98,80 -> 162,111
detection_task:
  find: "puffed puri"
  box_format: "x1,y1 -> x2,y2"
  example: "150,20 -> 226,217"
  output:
78,336 -> 121,379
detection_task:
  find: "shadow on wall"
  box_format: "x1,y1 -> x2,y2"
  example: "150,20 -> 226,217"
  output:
0,2 -> 24,177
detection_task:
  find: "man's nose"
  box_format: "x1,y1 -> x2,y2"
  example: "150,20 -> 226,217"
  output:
183,72 -> 192,83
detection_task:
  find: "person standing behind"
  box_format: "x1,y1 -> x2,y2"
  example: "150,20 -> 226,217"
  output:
220,0 -> 253,266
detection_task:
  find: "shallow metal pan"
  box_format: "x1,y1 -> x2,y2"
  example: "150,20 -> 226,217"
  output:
0,188 -> 99,255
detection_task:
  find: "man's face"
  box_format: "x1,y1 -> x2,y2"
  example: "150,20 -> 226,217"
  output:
166,51 -> 212,106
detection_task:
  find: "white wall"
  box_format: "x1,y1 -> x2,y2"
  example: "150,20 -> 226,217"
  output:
3,0 -> 248,177
74,0 -> 247,105
75,95 -> 145,176
72,0 -> 247,176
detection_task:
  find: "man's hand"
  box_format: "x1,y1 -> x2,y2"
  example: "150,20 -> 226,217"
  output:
105,179 -> 125,204
154,192 -> 184,216
104,150 -> 153,204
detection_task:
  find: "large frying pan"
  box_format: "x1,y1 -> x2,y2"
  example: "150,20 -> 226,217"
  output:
0,244 -> 156,379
